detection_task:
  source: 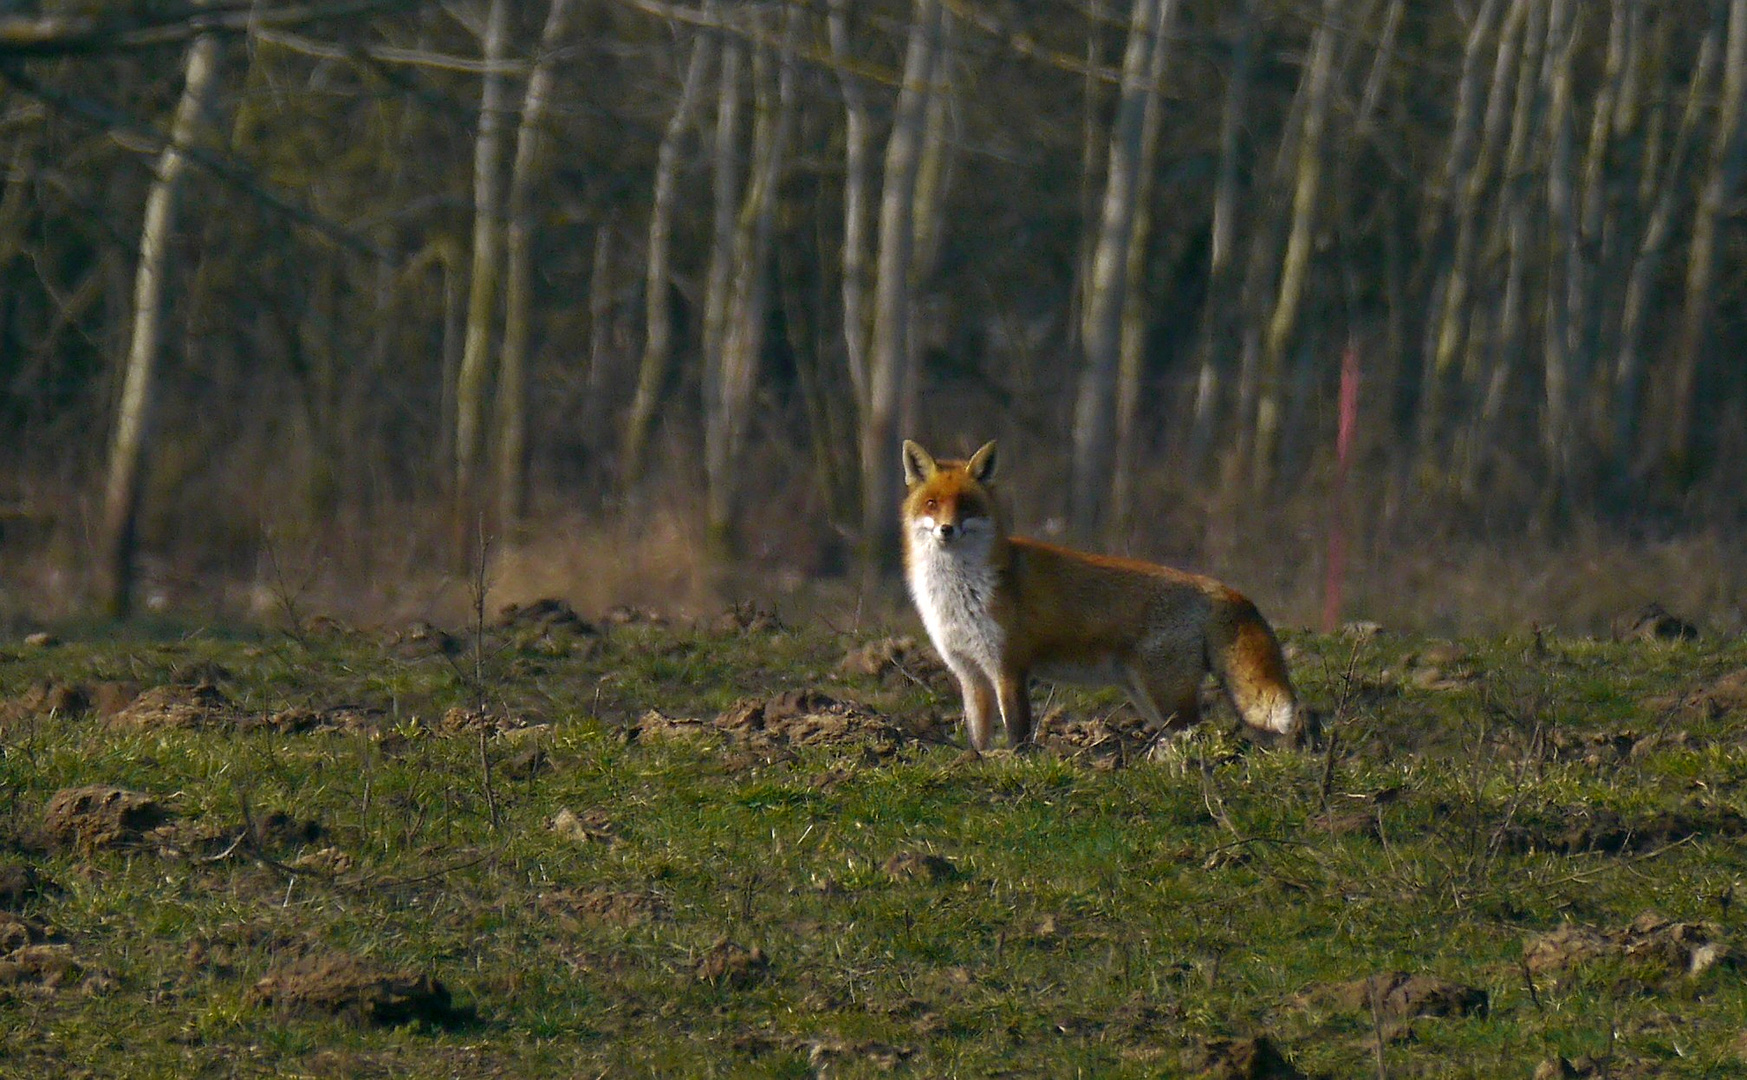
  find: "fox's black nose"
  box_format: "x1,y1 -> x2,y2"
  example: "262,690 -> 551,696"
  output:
935,522 -> 958,541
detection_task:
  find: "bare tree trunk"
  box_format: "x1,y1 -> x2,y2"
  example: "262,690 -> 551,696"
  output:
860,0 -> 943,575
102,17 -> 221,618
1188,0 -> 1258,471
452,0 -> 511,560
699,31 -> 744,472
1069,0 -> 1173,539
704,8 -> 797,547
623,18 -> 713,490
1422,0 -> 1529,459
1612,11 -> 1723,468
903,12 -> 957,448
1666,0 -> 1747,476
1251,0 -> 1340,493
1540,0 -> 1577,494
827,0 -> 875,416
496,0 -> 577,537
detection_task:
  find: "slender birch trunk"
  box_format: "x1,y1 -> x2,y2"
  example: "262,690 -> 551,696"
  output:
1540,0 -> 1578,490
1612,12 -> 1723,466
827,0 -> 875,415
1188,0 -> 1258,470
496,0 -> 577,536
1251,0 -> 1340,493
700,32 -> 745,454
1112,1 -> 1180,528
704,8 -> 797,546
860,0 -> 943,575
1666,0 -> 1747,475
1421,0 -> 1528,458
623,21 -> 714,489
452,0 -> 511,559
903,12 -> 957,448
1069,0 -> 1173,539
102,16 -> 222,618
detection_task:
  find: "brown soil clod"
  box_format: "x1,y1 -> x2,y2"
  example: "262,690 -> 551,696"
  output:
1186,1035 -> 1306,1080
537,886 -> 668,928
41,786 -> 168,852
837,636 -> 948,684
712,691 -> 912,753
806,1037 -> 916,1072
546,808 -> 616,845
1298,971 -> 1488,1023
0,680 -> 90,726
106,683 -> 233,731
1525,912 -> 1733,989
1611,602 -> 1699,642
0,943 -> 115,996
0,865 -> 48,911
249,952 -> 463,1027
711,603 -> 783,634
0,912 -> 54,952
881,851 -> 958,884
694,938 -> 768,987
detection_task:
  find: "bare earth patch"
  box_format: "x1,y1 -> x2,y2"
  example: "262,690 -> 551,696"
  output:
694,939 -> 769,987
1294,971 -> 1488,1036
1185,1035 -> 1306,1079
636,690 -> 916,755
1525,912 -> 1732,989
250,952 -> 462,1027
881,851 -> 958,884
537,886 -> 668,928
106,683 -> 234,730
41,786 -> 168,851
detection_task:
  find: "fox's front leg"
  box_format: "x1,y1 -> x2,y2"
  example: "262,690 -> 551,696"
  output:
956,669 -> 997,751
994,670 -> 1033,748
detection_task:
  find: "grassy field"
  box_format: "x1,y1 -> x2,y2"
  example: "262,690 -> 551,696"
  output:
1,599 -> 1745,1078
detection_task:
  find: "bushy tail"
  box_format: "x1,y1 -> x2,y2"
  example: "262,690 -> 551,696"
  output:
1208,599 -> 1305,740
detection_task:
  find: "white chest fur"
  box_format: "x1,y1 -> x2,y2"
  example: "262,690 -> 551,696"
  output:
905,529 -> 1005,678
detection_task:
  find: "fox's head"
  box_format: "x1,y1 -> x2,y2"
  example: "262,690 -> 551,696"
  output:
900,440 -> 1002,552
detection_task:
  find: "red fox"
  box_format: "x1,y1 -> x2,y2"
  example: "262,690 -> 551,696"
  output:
900,439 -> 1306,750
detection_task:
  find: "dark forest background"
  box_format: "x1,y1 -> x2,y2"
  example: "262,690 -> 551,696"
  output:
1,0 -> 1744,633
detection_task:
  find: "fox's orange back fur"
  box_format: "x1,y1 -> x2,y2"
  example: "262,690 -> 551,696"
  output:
900,439 -> 1304,750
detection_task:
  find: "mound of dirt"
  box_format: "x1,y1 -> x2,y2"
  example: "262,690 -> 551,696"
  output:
496,598 -> 599,656
439,707 -> 544,737
41,786 -> 167,852
1611,602 -> 1699,642
106,683 -> 233,731
1296,971 -> 1487,1023
634,691 -> 915,755
1035,708 -> 1159,766
250,952 -> 461,1026
881,851 -> 957,884
716,690 -> 910,752
247,705 -> 384,735
837,636 -> 949,684
1503,802 -> 1747,856
0,912 -> 52,952
1185,1035 -> 1305,1080
710,604 -> 783,634
1525,912 -> 1732,989
546,807 -> 616,845
694,939 -> 768,987
1663,668 -> 1747,719
0,943 -> 115,995
0,681 -> 90,727
537,886 -> 668,928
0,865 -> 47,911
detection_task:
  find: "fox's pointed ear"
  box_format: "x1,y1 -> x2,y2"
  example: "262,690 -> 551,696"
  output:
966,441 -> 997,483
902,441 -> 937,487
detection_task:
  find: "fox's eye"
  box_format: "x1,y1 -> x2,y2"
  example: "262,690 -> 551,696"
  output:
925,499 -> 938,512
